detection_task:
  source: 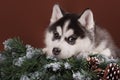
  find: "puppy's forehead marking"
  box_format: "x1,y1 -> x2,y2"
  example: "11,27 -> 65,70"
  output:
63,20 -> 74,37
56,26 -> 62,35
63,20 -> 70,33
65,29 -> 74,37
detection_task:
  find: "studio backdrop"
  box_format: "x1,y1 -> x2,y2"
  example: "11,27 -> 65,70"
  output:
0,0 -> 120,50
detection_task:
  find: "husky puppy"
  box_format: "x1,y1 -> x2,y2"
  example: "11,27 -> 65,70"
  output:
44,4 -> 119,59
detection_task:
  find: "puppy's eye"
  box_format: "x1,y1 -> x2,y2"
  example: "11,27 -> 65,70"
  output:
65,35 -> 77,45
68,37 -> 75,42
53,31 -> 61,40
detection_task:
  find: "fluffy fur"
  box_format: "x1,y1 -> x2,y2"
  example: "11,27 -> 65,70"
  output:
44,4 -> 119,59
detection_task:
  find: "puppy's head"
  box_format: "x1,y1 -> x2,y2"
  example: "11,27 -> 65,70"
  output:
45,4 -> 95,59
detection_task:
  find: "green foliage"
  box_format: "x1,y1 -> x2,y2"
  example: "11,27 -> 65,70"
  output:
0,38 -> 120,80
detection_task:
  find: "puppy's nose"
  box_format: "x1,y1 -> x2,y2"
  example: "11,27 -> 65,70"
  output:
52,47 -> 61,55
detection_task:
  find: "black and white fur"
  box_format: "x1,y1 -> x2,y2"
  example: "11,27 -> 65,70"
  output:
44,4 -> 119,59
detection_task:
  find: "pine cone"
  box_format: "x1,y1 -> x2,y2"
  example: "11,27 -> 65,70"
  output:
103,63 -> 120,80
87,56 -> 99,70
94,68 -> 105,80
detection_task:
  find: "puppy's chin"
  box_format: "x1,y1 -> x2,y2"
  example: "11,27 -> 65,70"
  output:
56,55 -> 71,59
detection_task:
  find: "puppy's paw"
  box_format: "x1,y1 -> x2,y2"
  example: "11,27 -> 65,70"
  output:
76,52 -> 89,59
42,48 -> 47,54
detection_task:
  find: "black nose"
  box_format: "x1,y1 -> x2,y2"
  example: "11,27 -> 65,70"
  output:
52,47 -> 61,55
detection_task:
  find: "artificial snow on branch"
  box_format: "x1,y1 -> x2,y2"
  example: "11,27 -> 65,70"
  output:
0,37 -> 120,80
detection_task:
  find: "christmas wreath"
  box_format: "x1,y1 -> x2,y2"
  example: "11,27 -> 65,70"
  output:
0,37 -> 120,80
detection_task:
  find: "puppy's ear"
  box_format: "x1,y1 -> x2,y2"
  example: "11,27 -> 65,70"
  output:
78,9 -> 95,30
50,4 -> 63,24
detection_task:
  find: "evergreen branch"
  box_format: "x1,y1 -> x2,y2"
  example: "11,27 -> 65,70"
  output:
0,38 -> 120,80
